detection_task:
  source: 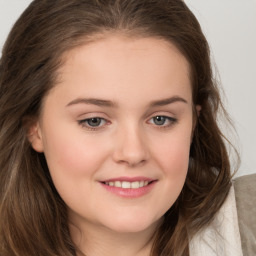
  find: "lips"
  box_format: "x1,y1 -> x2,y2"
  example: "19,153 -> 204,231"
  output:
99,177 -> 157,198
102,180 -> 151,189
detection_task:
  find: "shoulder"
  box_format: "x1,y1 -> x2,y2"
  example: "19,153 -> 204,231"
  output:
189,175 -> 256,256
189,184 -> 243,256
233,173 -> 256,256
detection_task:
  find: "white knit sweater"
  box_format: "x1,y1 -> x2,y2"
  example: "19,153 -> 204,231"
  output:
189,186 -> 243,256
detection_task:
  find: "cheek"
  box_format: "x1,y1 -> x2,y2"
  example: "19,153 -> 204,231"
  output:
150,129 -> 191,205
155,146 -> 189,214
161,142 -> 190,188
41,130 -> 110,192
153,128 -> 191,174
164,143 -> 190,174
41,133 -> 110,213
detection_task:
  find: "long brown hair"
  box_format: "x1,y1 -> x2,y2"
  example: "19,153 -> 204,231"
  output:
0,0 -> 234,255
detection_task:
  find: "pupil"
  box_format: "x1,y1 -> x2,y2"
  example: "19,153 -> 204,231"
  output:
88,118 -> 101,126
154,116 -> 165,125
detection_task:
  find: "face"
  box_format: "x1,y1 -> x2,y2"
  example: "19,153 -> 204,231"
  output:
30,35 -> 194,235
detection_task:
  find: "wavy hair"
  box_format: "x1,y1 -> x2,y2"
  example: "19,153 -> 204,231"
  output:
0,0 -> 234,255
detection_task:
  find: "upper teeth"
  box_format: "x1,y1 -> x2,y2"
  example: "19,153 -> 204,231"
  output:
104,181 -> 149,189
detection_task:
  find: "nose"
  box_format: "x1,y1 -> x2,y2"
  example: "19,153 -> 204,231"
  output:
112,125 -> 149,167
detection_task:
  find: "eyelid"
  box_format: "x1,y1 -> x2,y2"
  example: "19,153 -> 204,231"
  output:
77,111 -> 110,119
77,112 -> 178,131
147,114 -> 178,128
78,117 -> 110,131
148,116 -> 177,124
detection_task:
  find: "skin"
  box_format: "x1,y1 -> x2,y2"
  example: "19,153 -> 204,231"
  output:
30,35 -> 197,256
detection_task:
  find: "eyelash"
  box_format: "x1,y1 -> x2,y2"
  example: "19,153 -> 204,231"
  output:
148,116 -> 177,128
78,115 -> 177,131
78,117 -> 108,131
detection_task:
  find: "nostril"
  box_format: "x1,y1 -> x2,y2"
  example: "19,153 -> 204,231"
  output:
112,131 -> 150,167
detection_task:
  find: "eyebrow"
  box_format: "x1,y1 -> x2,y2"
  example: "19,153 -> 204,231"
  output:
66,98 -> 116,107
66,96 -> 188,108
149,96 -> 188,107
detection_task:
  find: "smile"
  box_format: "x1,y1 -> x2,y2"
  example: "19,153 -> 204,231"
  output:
99,177 -> 157,198
102,181 -> 150,189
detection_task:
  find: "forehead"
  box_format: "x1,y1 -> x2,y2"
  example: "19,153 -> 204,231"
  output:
53,35 -> 192,106
61,35 -> 190,74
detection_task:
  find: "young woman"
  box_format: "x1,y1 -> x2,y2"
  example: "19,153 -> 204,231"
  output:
0,0 -> 242,255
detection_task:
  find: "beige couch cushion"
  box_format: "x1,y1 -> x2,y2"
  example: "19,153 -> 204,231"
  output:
234,173 -> 256,256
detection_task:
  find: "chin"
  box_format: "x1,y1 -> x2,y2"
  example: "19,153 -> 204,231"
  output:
103,215 -> 161,234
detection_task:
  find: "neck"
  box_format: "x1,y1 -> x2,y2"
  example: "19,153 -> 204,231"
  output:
70,219 -> 161,256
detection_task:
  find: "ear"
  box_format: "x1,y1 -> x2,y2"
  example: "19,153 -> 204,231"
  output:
195,105 -> 201,117
27,121 -> 44,153
193,105 -> 201,128
191,105 -> 201,142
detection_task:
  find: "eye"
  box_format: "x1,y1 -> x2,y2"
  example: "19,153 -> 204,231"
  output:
149,116 -> 177,127
86,118 -> 104,127
78,117 -> 107,129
